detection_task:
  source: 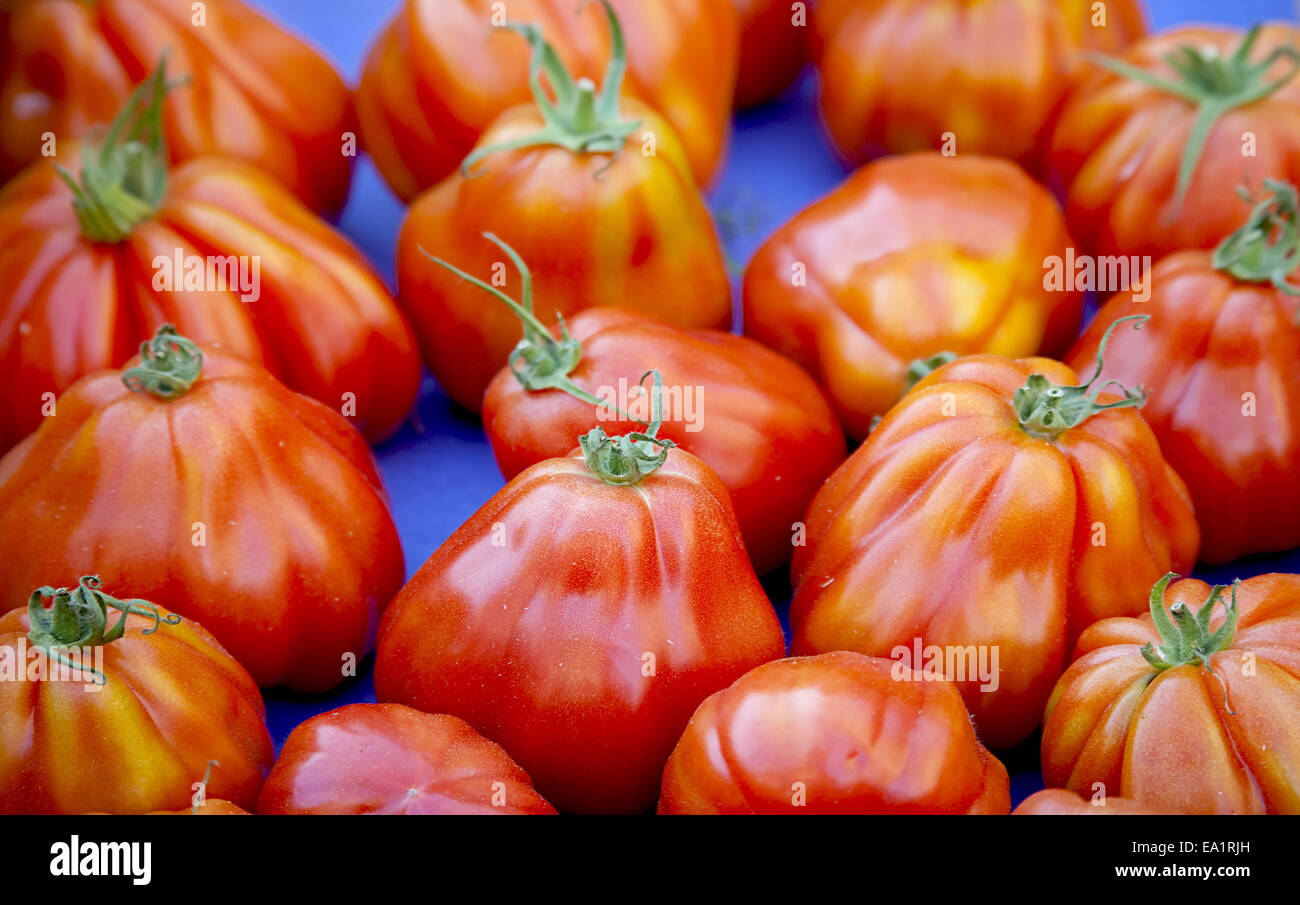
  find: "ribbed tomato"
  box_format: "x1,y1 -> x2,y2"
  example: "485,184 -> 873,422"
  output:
659,652 -> 1011,815
0,327 -> 405,693
1012,789 -> 1182,815
732,0 -> 809,108
0,577 -> 272,814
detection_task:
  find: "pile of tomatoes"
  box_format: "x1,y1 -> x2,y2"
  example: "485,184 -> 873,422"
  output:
0,0 -> 1298,817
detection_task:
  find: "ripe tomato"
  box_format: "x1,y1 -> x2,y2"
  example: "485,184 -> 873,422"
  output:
743,152 -> 1084,440
357,0 -> 737,202
149,800 -> 251,816
375,404 -> 786,814
1066,181 -> 1300,564
257,704 -> 557,815
0,0 -> 354,216
0,65 -> 420,452
813,0 -> 1145,170
658,652 -> 1010,814
790,319 -> 1201,749
1050,24 -> 1300,260
0,327 -> 406,693
0,577 -> 272,814
1012,789 -> 1182,815
732,0 -> 809,108
1042,573 -> 1300,814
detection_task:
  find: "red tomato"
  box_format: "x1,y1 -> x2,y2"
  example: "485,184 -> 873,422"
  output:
149,800 -> 251,816
1012,789 -> 1183,815
0,0 -> 354,216
357,0 -> 737,202
813,0 -> 1145,170
743,152 -> 1084,440
790,321 -> 1201,749
0,327 -> 405,693
659,652 -> 1011,814
1050,24 -> 1300,260
732,0 -> 809,108
257,704 -> 557,815
1066,181 -> 1300,564
375,412 -> 786,814
0,577 -> 272,814
1043,573 -> 1300,814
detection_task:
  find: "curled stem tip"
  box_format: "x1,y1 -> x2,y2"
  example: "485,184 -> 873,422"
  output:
579,369 -> 676,485
122,324 -> 204,398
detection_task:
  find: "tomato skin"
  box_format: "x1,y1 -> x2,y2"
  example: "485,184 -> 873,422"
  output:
732,0 -> 808,108
356,0 -> 737,202
1049,25 -> 1300,260
789,354 -> 1200,749
256,704 -> 556,815
1066,255 -> 1300,564
743,152 -> 1084,440
0,0 -> 354,216
483,308 -> 845,574
397,102 -> 730,413
813,0 -> 1144,170
1012,789 -> 1182,815
1042,574 -> 1300,815
148,800 -> 251,815
0,603 -> 272,815
0,152 -> 421,451
658,652 -> 1009,814
374,450 -> 786,814
0,346 -> 406,693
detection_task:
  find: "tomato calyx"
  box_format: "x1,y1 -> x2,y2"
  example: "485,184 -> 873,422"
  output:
578,370 -> 677,485
1013,315 -> 1148,440
1213,179 -> 1300,311
460,0 -> 642,177
1139,573 -> 1240,714
121,324 -> 204,399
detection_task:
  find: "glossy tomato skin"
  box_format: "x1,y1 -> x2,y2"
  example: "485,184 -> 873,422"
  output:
0,603 -> 272,815
257,704 -> 556,815
357,0 -> 737,202
743,152 -> 1084,439
1042,574 -> 1300,814
483,308 -> 845,574
1067,255 -> 1300,564
148,800 -> 251,815
1049,25 -> 1300,260
374,450 -> 786,814
658,652 -> 1011,814
0,347 -> 406,693
813,0 -> 1145,171
397,102 -> 730,413
0,0 -> 354,216
1012,789 -> 1182,815
0,152 -> 421,451
732,0 -> 808,108
790,355 -> 1200,749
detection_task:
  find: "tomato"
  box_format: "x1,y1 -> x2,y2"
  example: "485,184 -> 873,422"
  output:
1049,24 -> 1300,260
257,704 -> 557,815
0,0 -> 354,216
743,152 -> 1084,440
789,319 -> 1201,749
1042,573 -> 1300,814
1012,789 -> 1182,815
813,0 -> 1145,171
396,9 -> 730,413
0,326 -> 406,693
357,0 -> 737,202
732,0 -> 809,108
375,399 -> 786,814
1066,182 -> 1300,564
0,64 -> 420,452
149,800 -> 250,816
658,652 -> 1010,814
0,577 -> 272,814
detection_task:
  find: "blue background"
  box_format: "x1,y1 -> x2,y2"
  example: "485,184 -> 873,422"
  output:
254,0 -> 1300,808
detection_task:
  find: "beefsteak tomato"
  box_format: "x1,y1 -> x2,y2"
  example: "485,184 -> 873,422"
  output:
1042,573 -> 1300,814
732,0 -> 809,108
658,652 -> 1010,815
1012,789 -> 1182,815
0,326 -> 406,693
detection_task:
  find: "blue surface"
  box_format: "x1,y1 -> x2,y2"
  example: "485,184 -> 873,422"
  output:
253,0 -> 1300,804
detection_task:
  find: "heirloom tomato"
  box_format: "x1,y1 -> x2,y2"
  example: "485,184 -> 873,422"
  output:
1012,789 -> 1181,815
0,64 -> 419,452
1043,573 -> 1300,814
1067,181 -> 1300,564
790,318 -> 1200,749
357,0 -> 737,202
0,577 -> 272,815
257,704 -> 556,815
397,6 -> 730,413
732,0 -> 809,108
743,152 -> 1084,440
658,652 -> 1011,815
1050,24 -> 1300,260
375,389 -> 785,814
0,0 -> 354,216
0,326 -> 405,693
813,0 -> 1145,170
